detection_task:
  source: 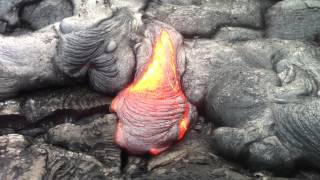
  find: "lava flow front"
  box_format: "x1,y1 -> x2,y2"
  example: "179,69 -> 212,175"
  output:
111,29 -> 191,155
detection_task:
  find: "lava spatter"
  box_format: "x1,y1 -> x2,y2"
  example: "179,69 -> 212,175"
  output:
111,29 -> 192,155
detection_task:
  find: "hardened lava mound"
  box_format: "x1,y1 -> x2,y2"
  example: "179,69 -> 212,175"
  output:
111,22 -> 194,155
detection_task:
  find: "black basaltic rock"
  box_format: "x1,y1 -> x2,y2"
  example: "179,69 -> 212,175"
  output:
122,125 -> 252,180
47,114 -> 121,176
0,134 -> 113,180
22,0 -> 73,30
0,86 -> 112,130
21,86 -> 112,123
266,0 -> 320,43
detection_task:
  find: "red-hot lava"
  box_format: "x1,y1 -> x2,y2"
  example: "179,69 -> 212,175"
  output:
111,29 -> 191,155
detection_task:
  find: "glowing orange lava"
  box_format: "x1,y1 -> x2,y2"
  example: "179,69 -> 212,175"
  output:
129,30 -> 178,93
111,29 -> 190,155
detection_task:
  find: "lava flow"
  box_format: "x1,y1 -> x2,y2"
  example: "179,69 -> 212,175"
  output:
111,29 -> 191,155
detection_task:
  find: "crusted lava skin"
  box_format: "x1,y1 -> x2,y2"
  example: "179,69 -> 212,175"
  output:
111,22 -> 194,155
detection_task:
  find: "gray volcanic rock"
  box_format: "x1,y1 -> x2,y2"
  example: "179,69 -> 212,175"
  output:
0,21 -> 6,34
145,0 -> 264,37
0,99 -> 21,117
180,37 -> 320,173
266,0 -> 320,42
0,99 -> 26,130
47,113 -> 121,175
0,134 -> 112,180
0,134 -> 45,180
0,0 -> 38,27
273,99 -> 320,169
0,8 -> 140,100
21,86 -> 112,123
71,0 -> 112,19
109,0 -> 148,12
0,86 -> 112,130
0,28 -> 70,100
56,9 -> 141,94
22,0 -> 73,30
182,39 -> 273,106
214,27 -> 263,41
56,0 -> 113,34
294,170 -> 320,180
41,144 -> 113,179
203,39 -> 320,173
159,0 -> 195,6
123,127 -> 252,180
0,128 -> 15,135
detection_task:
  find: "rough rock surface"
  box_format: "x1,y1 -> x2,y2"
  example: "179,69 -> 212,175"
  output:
22,0 -> 73,30
145,0 -> 265,37
109,0 -> 148,12
204,39 -> 320,174
214,27 -> 263,41
47,114 -> 121,176
122,122 -> 252,180
266,0 -> 320,42
0,86 -> 112,129
0,28 -> 69,100
55,9 -> 141,94
0,134 -> 112,180
0,0 -> 38,28
57,0 -> 113,34
0,8 -> 140,100
0,21 -> 6,33
21,86 -> 112,123
0,0 -> 320,179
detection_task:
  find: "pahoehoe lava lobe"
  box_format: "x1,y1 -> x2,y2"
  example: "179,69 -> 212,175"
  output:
111,24 -> 194,155
55,8 -> 139,94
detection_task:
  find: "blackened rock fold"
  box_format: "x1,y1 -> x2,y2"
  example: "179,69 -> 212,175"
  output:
22,86 -> 113,123
0,134 -> 113,180
0,86 -> 112,131
47,113 -> 121,175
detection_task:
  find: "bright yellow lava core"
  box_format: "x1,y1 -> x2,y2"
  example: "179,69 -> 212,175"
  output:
129,30 -> 178,93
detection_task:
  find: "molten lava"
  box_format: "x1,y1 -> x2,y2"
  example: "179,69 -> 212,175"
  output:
111,29 -> 191,155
